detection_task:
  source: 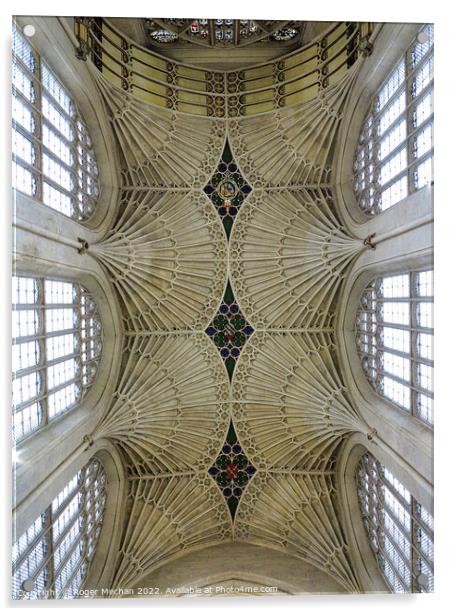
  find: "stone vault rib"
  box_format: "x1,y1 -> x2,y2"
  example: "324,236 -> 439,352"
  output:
227,67 -> 358,188
92,333 -> 230,474
95,72 -> 226,189
231,331 -> 369,471
230,187 -> 364,330
90,189 -> 227,331
111,474 -> 232,591
235,471 -> 361,592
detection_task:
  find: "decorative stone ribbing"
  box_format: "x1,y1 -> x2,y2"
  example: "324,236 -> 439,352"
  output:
228,69 -> 358,188
96,73 -> 226,189
90,189 -> 227,331
232,331 -> 368,471
229,188 -> 363,330
235,472 -> 361,592
92,333 -> 230,474
111,474 -> 232,591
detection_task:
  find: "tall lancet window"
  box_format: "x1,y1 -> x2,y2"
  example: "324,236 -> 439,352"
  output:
353,24 -> 433,215
12,276 -> 103,442
355,269 -> 433,426
12,458 -> 107,600
357,452 -> 433,593
12,25 -> 99,220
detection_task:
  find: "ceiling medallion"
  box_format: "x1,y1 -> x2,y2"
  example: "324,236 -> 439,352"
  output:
208,420 -> 256,519
205,280 -> 253,380
203,140 -> 252,239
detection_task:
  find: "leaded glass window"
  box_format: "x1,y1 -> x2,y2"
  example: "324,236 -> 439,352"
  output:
354,24 -> 433,214
355,269 -> 433,425
357,453 -> 433,593
12,458 -> 107,600
12,25 -> 99,220
12,276 -> 103,442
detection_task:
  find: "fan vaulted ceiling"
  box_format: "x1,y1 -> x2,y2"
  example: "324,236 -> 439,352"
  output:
81,20 -> 373,593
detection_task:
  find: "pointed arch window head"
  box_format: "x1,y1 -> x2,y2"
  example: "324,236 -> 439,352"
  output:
353,24 -> 433,215
357,453 -> 433,593
12,276 -> 103,442
12,25 -> 99,221
355,269 -> 433,426
12,458 -> 107,600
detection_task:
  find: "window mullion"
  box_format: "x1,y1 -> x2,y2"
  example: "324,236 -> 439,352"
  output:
73,120 -> 83,221
410,496 -> 418,592
410,272 -> 417,418
12,27 -> 99,221
367,513 -> 413,581
36,279 -> 48,428
34,53 -> 43,202
357,453 -> 434,593
45,506 -> 56,595
406,62 -> 417,196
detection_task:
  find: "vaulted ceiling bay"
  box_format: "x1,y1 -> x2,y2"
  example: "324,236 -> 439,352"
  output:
74,18 -> 378,594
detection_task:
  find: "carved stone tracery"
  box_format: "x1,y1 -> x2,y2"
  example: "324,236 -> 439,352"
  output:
86,47 -> 371,592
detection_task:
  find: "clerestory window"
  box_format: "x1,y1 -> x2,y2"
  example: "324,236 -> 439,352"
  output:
12,458 -> 107,600
12,24 -> 99,221
357,452 -> 433,593
355,269 -> 433,426
12,276 -> 103,442
353,24 -> 433,215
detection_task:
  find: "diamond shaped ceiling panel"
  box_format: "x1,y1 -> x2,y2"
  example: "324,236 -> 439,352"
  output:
203,140 -> 252,239
205,280 -> 254,380
208,421 -> 256,519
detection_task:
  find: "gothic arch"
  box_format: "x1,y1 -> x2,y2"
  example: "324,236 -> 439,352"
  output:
335,233 -> 433,484
336,433 -> 433,593
14,15 -> 122,238
332,23 -> 421,232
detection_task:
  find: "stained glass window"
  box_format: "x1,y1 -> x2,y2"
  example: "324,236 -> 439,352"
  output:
12,276 -> 103,442
209,421 -> 256,518
144,19 -> 301,46
12,25 -> 99,221
12,458 -> 107,600
357,453 -> 433,593
353,24 -> 433,214
355,270 -> 433,426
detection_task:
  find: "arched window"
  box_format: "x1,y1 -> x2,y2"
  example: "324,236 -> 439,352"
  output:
353,24 -> 433,215
356,452 -> 433,593
12,276 -> 103,442
12,25 -> 99,221
355,269 -> 433,426
12,457 -> 107,600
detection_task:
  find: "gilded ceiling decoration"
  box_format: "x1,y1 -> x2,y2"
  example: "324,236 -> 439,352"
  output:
79,18 -> 376,592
